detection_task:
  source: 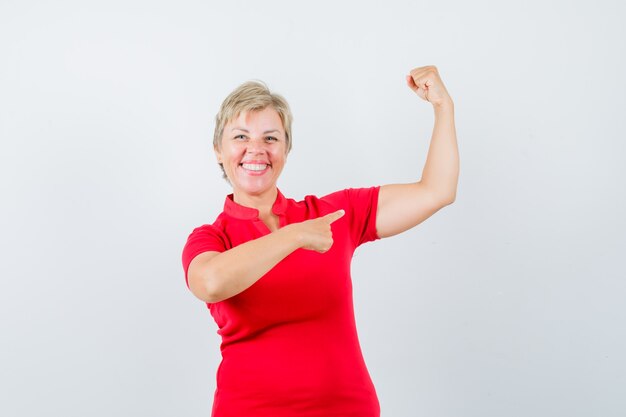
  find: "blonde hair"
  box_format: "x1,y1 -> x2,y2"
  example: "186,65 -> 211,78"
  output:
213,81 -> 293,176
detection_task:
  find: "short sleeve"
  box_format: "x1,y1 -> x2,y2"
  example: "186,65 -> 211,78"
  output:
324,186 -> 380,247
181,224 -> 227,288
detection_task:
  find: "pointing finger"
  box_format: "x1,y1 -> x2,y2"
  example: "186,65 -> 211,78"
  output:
323,209 -> 345,224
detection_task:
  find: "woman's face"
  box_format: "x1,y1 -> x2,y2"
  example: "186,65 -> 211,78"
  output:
215,107 -> 288,200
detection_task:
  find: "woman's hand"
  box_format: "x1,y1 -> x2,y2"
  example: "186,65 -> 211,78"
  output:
288,210 -> 345,253
406,66 -> 452,108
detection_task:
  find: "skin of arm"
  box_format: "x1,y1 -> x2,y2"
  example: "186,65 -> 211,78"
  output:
376,66 -> 459,239
187,210 -> 344,303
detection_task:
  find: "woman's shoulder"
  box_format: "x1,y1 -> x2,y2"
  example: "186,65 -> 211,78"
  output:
184,211 -> 230,241
290,186 -> 380,214
184,221 -> 227,246
319,186 -> 380,206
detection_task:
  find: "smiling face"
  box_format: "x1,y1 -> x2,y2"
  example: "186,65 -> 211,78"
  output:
215,107 -> 288,202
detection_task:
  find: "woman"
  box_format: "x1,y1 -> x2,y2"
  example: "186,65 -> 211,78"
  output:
182,66 -> 459,417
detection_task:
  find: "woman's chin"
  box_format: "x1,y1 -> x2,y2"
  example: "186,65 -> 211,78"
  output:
232,178 -> 276,197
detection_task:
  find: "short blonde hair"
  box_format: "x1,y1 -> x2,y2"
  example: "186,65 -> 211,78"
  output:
213,81 -> 293,176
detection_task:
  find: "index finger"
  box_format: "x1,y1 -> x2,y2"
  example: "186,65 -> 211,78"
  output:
323,209 -> 345,224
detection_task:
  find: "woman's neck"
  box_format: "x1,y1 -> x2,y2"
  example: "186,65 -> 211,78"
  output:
233,187 -> 278,217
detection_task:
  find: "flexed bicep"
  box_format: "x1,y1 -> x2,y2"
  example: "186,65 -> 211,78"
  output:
376,183 -> 453,239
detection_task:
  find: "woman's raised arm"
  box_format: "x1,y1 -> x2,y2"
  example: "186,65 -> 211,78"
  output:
376,66 -> 459,238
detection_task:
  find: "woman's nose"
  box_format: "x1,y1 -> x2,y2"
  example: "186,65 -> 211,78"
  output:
246,138 -> 267,154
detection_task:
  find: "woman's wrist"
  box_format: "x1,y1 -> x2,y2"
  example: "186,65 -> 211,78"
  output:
433,97 -> 454,112
277,223 -> 304,250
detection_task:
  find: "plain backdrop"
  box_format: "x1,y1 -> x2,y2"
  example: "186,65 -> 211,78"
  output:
1,1 -> 625,416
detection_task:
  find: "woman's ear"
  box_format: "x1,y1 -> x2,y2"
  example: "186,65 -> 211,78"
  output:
214,145 -> 222,163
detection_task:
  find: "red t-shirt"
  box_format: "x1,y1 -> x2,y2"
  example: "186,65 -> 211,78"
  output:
182,187 -> 381,417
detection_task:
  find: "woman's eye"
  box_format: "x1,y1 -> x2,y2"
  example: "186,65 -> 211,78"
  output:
266,136 -> 278,142
234,135 -> 246,140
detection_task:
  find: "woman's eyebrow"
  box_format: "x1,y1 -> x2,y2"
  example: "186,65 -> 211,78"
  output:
231,127 -> 281,134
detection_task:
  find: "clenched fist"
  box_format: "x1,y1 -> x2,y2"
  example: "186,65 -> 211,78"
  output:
406,65 -> 452,107
288,210 -> 345,253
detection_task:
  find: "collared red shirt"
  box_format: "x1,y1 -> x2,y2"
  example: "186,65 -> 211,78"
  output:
182,187 -> 381,417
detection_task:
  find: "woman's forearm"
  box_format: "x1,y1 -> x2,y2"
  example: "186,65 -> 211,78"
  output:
419,100 -> 459,202
194,226 -> 301,303
191,210 -> 343,303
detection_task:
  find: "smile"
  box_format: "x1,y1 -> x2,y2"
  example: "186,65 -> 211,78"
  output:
241,163 -> 269,171
239,163 -> 271,174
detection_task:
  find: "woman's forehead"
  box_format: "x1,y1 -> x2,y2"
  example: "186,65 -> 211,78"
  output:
227,108 -> 285,133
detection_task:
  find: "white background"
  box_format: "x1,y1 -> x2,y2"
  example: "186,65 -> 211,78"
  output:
1,1 -> 625,416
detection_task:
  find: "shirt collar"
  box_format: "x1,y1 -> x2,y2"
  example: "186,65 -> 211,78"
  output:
223,189 -> 289,220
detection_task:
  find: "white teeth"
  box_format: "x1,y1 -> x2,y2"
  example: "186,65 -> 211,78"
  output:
241,163 -> 268,171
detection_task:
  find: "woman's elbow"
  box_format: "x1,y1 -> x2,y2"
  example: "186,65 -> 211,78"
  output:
189,266 -> 225,303
436,191 -> 456,207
